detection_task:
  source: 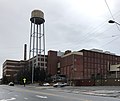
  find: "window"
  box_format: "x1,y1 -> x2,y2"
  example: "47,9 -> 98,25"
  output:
34,59 -> 36,63
88,57 -> 91,62
84,51 -> 87,56
101,54 -> 103,58
84,63 -> 88,68
101,60 -> 103,64
41,63 -> 44,66
84,57 -> 87,62
88,52 -> 91,57
41,58 -> 44,61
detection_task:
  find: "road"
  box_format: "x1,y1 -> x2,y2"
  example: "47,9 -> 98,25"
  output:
0,85 -> 120,101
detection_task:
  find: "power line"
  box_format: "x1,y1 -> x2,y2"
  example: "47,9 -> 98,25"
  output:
95,0 -> 120,49
100,35 -> 120,48
104,0 -> 120,31
104,0 -> 114,20
51,1 -> 120,51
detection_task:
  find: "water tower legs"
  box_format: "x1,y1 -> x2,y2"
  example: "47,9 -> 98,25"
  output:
29,10 -> 45,83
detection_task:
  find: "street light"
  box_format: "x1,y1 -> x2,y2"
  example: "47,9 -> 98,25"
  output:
108,20 -> 120,26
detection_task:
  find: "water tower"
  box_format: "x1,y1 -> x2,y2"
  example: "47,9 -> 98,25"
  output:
29,10 -> 45,83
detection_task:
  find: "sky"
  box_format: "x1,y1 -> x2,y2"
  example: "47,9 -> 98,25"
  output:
1,0 -> 120,78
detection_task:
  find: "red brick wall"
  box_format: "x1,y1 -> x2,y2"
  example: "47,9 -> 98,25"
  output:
60,54 -> 83,79
61,49 -> 120,84
82,50 -> 120,80
47,50 -> 59,75
74,55 -> 83,79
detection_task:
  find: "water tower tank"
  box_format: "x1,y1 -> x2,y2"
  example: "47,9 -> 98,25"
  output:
30,10 -> 45,24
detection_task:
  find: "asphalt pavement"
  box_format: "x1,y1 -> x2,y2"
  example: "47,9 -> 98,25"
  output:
1,85 -> 120,101
60,86 -> 120,98
26,84 -> 120,98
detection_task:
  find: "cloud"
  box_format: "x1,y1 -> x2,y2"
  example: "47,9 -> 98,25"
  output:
1,0 -> 120,78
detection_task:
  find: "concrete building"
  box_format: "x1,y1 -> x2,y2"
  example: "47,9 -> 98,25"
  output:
28,54 -> 48,82
2,54 -> 48,83
29,55 -> 48,70
2,60 -> 27,83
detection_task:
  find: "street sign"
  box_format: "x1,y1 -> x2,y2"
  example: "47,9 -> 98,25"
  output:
23,78 -> 26,83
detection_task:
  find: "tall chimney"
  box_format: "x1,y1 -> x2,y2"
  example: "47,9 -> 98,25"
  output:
24,44 -> 27,60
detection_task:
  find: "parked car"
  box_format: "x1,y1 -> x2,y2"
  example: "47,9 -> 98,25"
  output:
8,82 -> 14,86
43,83 -> 50,86
53,82 -> 68,87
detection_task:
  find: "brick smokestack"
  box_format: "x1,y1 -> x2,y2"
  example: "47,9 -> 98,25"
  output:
24,44 -> 27,60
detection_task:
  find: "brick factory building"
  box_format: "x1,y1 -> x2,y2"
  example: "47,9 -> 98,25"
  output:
60,49 -> 120,86
2,49 -> 120,86
47,50 -> 62,76
60,51 -> 83,84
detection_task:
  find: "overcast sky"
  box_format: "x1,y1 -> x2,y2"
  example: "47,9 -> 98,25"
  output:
1,0 -> 120,78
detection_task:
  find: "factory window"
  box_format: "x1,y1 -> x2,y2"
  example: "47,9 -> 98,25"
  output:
110,56 -> 112,60
118,57 -> 120,61
88,58 -> 91,62
84,63 -> 87,69
115,57 -> 118,60
41,63 -> 44,66
90,53 -> 94,57
101,54 -> 103,58
91,64 -> 94,68
84,57 -> 87,62
94,53 -> 96,57
98,53 -> 100,58
84,51 -> 87,56
100,60 -> 102,64
41,58 -> 44,61
91,58 -> 94,63
87,63 -> 91,68
88,52 -> 91,57
95,59 -> 97,63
